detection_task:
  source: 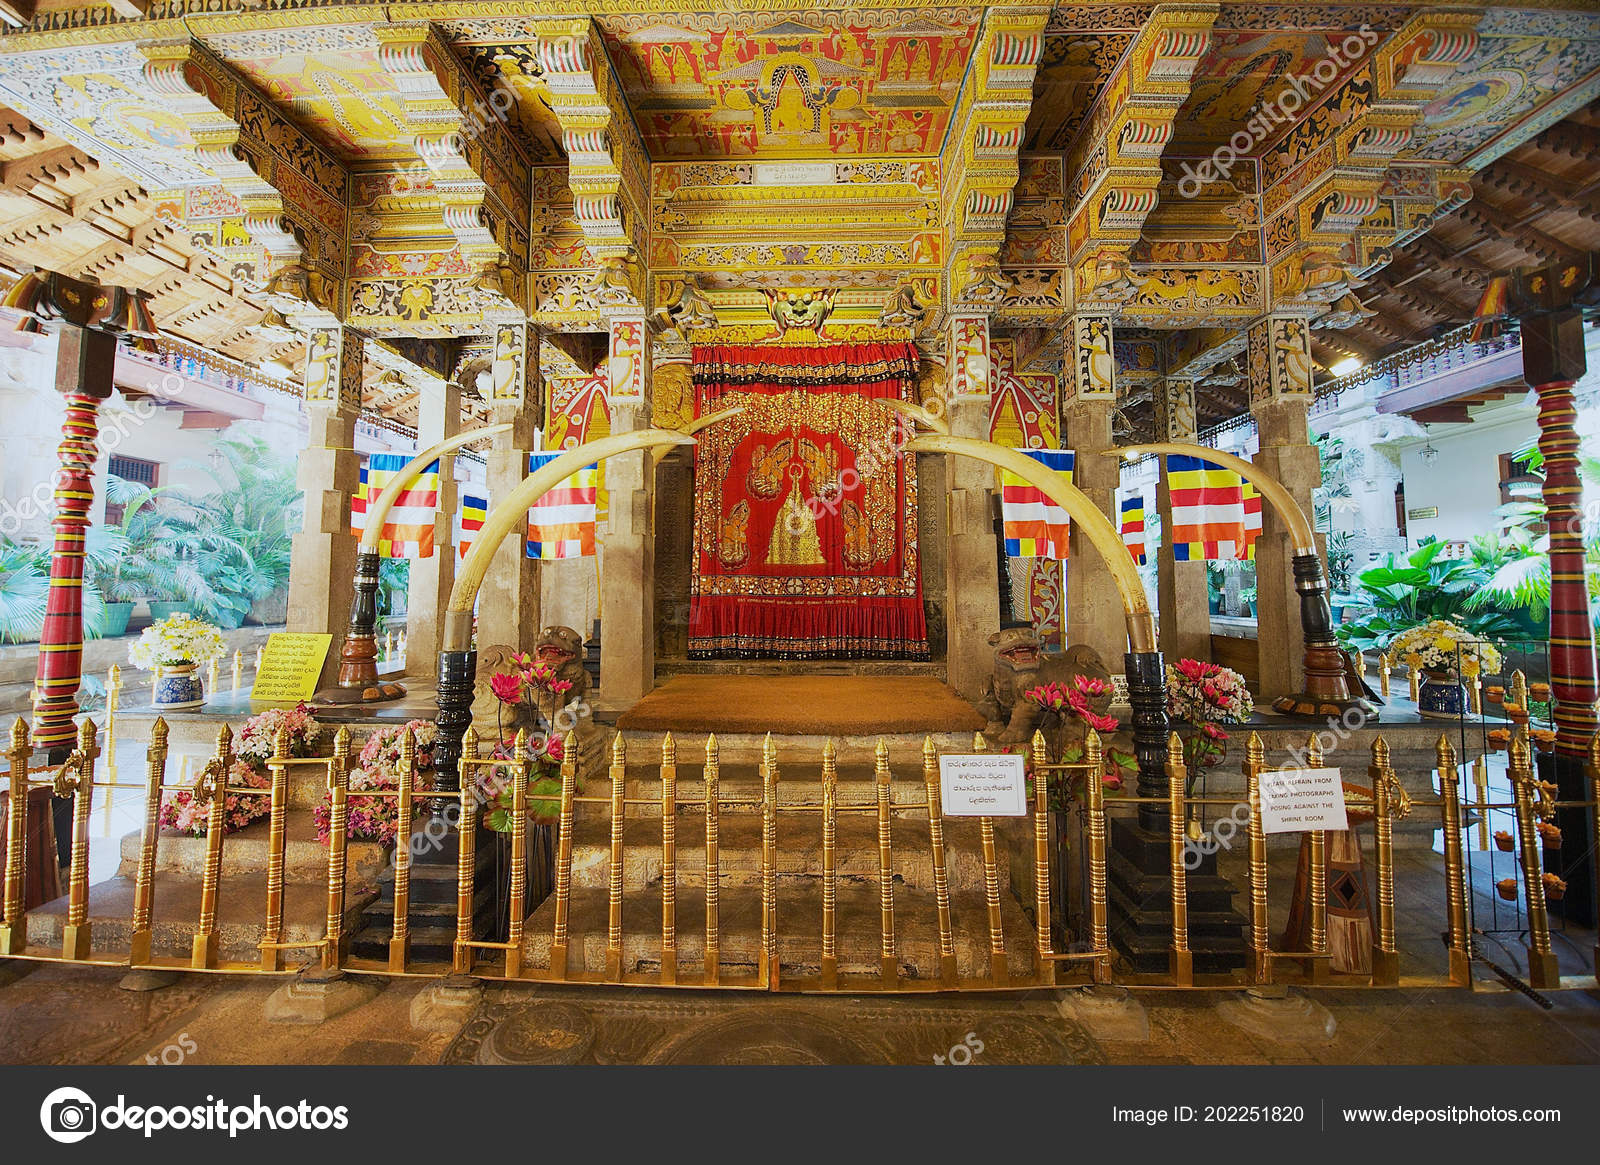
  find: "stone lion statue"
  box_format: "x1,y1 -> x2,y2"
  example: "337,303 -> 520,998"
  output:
976,625 -> 1113,745
472,625 -> 591,735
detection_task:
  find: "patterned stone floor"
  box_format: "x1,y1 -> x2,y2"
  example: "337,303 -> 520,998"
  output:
2,960 -> 1597,1066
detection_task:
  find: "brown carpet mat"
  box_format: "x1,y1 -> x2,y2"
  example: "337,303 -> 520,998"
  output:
616,675 -> 985,735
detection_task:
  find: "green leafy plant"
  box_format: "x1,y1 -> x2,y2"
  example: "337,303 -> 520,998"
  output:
0,537 -> 48,644
1336,540 -> 1524,652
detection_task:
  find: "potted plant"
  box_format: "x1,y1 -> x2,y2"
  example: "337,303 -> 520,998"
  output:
1386,619 -> 1503,719
129,612 -> 226,710
1239,585 -> 1258,618
1165,659 -> 1254,838
1493,829 -> 1514,852
1205,562 -> 1224,615
1496,877 -> 1518,901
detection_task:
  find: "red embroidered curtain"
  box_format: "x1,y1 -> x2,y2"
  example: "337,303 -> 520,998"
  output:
688,340 -> 929,660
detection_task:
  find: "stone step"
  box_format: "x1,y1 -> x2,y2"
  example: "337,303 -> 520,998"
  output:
616,730 -> 984,767
522,881 -> 1039,982
24,874 -> 374,964
561,812 -> 1011,893
117,814 -> 386,887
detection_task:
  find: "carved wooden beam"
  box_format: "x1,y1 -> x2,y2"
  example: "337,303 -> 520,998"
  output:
1062,3 -> 1217,312
940,5 -> 1050,313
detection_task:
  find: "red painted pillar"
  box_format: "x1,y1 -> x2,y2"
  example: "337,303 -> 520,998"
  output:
1534,376 -> 1598,757
31,389 -> 105,751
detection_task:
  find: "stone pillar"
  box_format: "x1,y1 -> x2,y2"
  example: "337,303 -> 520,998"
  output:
477,322 -> 541,656
598,313 -> 655,705
404,378 -> 460,666
1154,376 -> 1210,664
1062,314 -> 1125,666
945,312 -> 1001,699
1247,315 -> 1318,700
288,326 -> 364,689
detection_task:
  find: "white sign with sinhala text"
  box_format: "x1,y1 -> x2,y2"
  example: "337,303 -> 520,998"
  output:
1258,766 -> 1349,834
939,753 -> 1028,817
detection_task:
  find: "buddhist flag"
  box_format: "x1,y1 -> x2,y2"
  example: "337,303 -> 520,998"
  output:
1002,449 -> 1073,559
526,452 -> 597,559
1121,494 -> 1146,565
1168,453 -> 1246,562
1242,481 -> 1263,561
349,453 -> 438,559
455,492 -> 488,562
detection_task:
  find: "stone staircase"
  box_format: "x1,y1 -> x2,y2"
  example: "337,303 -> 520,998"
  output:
25,763 -> 383,965
520,746 -> 1042,984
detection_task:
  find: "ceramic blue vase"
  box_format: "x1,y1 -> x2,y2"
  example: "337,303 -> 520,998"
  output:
153,664 -> 204,710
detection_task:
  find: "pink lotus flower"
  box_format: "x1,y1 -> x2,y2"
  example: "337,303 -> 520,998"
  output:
490,671 -> 524,704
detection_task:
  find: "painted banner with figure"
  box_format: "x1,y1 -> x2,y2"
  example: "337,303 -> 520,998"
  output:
688,340 -> 927,659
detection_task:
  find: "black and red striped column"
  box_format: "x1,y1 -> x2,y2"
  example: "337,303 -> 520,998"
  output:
1534,376 -> 1598,758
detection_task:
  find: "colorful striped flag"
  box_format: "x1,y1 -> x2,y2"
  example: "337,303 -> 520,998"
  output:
349,453 -> 438,559
1241,480 -> 1262,561
526,452 -> 597,559
1001,449 -> 1073,559
1120,493 -> 1146,565
455,491 -> 488,562
1168,453 -> 1247,562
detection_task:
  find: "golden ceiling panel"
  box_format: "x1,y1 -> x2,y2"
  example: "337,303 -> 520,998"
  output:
596,10 -> 982,160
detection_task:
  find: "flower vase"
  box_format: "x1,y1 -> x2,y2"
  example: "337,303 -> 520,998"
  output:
153,662 -> 205,710
1417,669 -> 1466,719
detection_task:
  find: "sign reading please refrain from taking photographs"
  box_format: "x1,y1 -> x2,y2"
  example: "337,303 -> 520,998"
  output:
1259,767 -> 1350,834
939,753 -> 1028,817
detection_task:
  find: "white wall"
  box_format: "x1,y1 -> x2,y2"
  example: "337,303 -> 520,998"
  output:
1395,397 -> 1537,546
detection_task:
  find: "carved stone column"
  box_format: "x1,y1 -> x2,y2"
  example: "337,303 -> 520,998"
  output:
403,378 -> 460,666
478,321 -> 542,658
286,325 -> 364,689
1154,376 -> 1210,664
598,313 -> 655,704
944,312 -> 1001,699
1247,315 -> 1318,701
1062,314 -> 1125,665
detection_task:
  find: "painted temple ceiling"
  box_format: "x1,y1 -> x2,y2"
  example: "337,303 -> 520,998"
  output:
0,0 -> 1594,435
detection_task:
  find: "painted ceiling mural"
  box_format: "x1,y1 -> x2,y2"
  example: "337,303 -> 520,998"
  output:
596,11 -> 983,159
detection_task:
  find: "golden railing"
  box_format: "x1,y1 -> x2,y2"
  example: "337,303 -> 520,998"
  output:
1,711 -> 1596,994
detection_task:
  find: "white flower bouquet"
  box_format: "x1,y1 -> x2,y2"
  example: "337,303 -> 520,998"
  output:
128,612 -> 227,671
1388,619 -> 1503,678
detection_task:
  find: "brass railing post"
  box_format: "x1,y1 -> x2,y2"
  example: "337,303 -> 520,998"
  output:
1472,756 -> 1491,850
1436,735 -> 1472,987
323,726 -> 351,972
1245,732 -> 1270,985
192,724 -> 232,969
1166,733 -> 1193,986
921,735 -> 957,988
59,719 -> 99,960
1305,733 -> 1328,984
761,733 -> 780,990
1510,736 -> 1560,989
129,717 -> 169,966
2,718 -> 33,955
605,733 -> 626,982
821,738 -> 840,990
260,724 -> 290,971
549,730 -> 577,980
874,738 -> 895,985
1030,731 -> 1055,986
660,733 -> 678,986
452,728 -> 479,976
704,734 -> 720,986
232,649 -> 242,693
1084,729 -> 1110,983
974,732 -> 1007,986
504,729 -> 528,978
105,664 -> 120,792
1369,737 -> 1399,986
1379,652 -> 1391,700
388,727 -> 417,973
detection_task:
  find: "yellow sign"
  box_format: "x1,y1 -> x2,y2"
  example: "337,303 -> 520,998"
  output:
250,633 -> 333,702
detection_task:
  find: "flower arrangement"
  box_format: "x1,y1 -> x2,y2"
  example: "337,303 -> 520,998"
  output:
234,701 -> 322,765
1387,619 -> 1503,679
1543,872 -> 1567,901
160,758 -> 269,836
489,654 -> 574,717
482,733 -> 568,828
315,720 -> 438,845
128,612 -> 226,671
1165,659 -> 1253,783
1021,675 -> 1136,804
